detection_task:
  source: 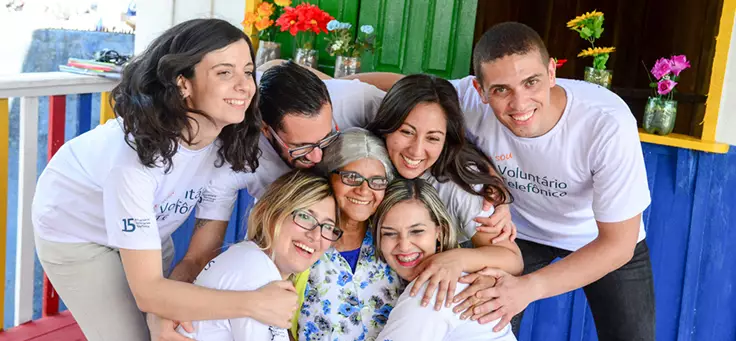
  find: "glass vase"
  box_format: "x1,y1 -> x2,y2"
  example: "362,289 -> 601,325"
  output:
643,97 -> 677,136
334,56 -> 361,78
584,66 -> 613,89
255,41 -> 281,66
294,48 -> 318,68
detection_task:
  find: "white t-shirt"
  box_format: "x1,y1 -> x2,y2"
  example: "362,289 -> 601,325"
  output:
451,76 -> 651,251
32,118 -> 220,250
376,275 -> 516,341
177,241 -> 289,341
196,78 -> 385,221
423,174 -> 493,244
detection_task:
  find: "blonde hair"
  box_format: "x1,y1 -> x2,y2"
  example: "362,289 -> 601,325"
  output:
372,178 -> 458,261
246,169 -> 335,251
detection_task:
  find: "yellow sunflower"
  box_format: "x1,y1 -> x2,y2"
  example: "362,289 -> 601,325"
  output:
577,46 -> 616,57
566,10 -> 603,28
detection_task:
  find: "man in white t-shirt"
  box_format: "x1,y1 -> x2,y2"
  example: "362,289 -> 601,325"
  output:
349,22 -> 654,341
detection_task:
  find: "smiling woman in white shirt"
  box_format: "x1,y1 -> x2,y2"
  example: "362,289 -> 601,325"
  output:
373,178 -> 518,341
179,169 -> 339,341
31,18 -> 278,341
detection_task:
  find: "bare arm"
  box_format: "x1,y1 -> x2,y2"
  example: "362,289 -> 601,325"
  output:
525,214 -> 641,300
340,72 -> 405,91
453,214 -> 642,328
410,230 -> 523,310
256,59 -> 333,80
167,219 -> 228,283
120,249 -> 297,326
468,232 -> 523,275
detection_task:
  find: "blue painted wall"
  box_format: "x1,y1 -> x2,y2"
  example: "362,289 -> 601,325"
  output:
515,144 -> 736,341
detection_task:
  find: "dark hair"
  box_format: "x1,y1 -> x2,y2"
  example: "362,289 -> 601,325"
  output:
366,74 -> 511,206
111,18 -> 262,173
473,22 -> 550,86
259,60 -> 331,132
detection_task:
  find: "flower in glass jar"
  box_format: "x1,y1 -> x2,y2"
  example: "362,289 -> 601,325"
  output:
657,79 -> 677,95
360,25 -> 374,34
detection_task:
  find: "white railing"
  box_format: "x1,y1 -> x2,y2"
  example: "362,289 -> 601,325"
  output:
0,72 -> 118,327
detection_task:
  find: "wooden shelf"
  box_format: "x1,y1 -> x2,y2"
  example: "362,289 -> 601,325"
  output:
638,129 -> 730,154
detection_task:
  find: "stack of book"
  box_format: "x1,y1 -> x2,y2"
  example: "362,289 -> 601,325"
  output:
59,58 -> 123,80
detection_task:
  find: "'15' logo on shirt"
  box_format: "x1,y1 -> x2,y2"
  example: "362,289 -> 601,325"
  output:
121,218 -> 152,232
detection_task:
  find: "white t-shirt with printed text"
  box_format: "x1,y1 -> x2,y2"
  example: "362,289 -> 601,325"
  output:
177,241 -> 289,341
196,78 -> 385,221
376,274 -> 516,341
32,118 -> 221,250
451,76 -> 651,251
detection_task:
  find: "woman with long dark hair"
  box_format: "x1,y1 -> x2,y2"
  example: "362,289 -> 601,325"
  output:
366,74 -> 520,309
32,19 -> 295,341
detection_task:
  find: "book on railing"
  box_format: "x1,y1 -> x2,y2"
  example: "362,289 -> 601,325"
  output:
67,58 -> 124,73
58,65 -> 122,80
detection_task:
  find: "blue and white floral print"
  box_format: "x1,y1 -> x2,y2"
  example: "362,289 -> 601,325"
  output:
298,230 -> 404,341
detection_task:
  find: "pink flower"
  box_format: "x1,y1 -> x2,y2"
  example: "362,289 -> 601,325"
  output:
651,58 -> 672,80
669,55 -> 690,76
657,79 -> 677,95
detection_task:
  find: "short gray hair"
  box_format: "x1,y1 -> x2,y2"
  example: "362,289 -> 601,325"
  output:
318,127 -> 395,182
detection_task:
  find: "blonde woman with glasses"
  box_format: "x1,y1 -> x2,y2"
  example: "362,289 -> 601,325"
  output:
178,169 -> 340,341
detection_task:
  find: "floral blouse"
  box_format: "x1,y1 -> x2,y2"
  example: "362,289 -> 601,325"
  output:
298,230 -> 405,341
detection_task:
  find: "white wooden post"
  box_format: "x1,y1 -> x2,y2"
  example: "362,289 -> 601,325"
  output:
14,96 -> 38,325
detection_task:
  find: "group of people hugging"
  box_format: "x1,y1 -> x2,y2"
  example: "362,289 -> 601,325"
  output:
31,16 -> 655,341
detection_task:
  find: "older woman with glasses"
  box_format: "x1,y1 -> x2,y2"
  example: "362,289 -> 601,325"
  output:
293,128 -> 402,341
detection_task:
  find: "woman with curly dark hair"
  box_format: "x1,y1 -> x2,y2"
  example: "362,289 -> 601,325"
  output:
31,19 -> 295,341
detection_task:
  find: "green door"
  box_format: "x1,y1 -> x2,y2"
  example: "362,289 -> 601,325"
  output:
275,0 -> 477,79
357,0 -> 478,78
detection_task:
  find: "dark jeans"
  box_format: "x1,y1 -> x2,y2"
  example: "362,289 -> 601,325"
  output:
510,239 -> 655,341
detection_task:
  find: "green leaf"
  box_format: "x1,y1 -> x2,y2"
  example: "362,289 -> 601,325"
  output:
593,53 -> 610,70
649,82 -> 658,88
581,27 -> 594,39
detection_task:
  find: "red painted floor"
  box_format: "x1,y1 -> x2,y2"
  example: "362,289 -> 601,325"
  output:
0,311 -> 85,341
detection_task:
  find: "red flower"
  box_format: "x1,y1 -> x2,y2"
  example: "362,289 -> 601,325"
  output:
275,6 -> 299,35
275,3 -> 333,36
555,59 -> 568,68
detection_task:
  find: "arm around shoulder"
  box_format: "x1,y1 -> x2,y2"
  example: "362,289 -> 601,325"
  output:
340,72 -> 404,92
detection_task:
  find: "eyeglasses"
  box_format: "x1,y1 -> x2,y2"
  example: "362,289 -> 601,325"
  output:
332,170 -> 389,190
268,120 -> 341,159
292,210 -> 343,241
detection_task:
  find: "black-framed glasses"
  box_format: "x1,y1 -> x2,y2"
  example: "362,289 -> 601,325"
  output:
292,210 -> 343,241
332,170 -> 389,190
268,120 -> 341,159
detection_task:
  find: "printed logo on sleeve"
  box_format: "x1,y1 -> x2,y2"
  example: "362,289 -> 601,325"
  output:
268,326 -> 288,340
121,218 -> 152,232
